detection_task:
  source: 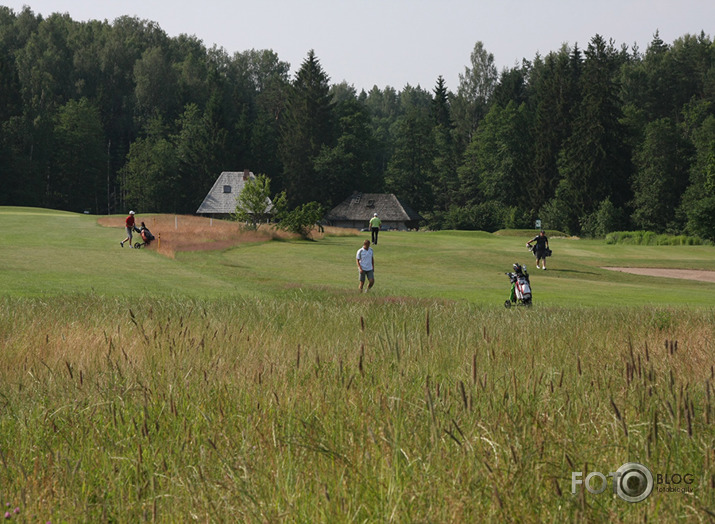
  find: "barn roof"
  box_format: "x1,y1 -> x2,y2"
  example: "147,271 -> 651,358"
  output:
326,193 -> 422,223
196,171 -> 271,215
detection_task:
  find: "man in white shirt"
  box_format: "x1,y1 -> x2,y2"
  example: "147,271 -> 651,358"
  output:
356,239 -> 375,292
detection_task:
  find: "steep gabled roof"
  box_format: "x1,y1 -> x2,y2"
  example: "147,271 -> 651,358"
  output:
196,171 -> 271,214
326,193 -> 422,222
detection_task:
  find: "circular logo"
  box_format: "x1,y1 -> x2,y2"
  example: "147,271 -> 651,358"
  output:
614,463 -> 654,502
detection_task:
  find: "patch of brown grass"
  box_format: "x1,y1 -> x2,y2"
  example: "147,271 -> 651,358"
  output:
97,215 -> 359,257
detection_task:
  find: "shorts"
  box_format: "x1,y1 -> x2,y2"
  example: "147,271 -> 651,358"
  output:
126,226 -> 134,237
359,270 -> 374,282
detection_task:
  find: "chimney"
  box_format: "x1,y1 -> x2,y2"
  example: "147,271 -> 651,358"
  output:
243,169 -> 250,181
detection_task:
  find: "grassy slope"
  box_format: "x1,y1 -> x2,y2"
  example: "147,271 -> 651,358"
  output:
1,208 -> 714,522
0,207 -> 246,298
2,207 -> 713,306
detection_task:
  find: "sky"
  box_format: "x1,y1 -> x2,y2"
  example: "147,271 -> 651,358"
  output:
3,0 -> 714,93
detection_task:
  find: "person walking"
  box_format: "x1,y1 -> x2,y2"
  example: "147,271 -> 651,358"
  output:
121,210 -> 136,248
526,230 -> 549,270
369,213 -> 382,245
356,239 -> 375,292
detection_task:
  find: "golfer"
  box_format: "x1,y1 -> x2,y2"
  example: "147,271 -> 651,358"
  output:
121,210 -> 136,248
526,230 -> 549,270
356,239 -> 375,292
369,213 -> 382,245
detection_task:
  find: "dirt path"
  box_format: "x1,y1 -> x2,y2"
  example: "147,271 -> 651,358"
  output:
603,267 -> 715,283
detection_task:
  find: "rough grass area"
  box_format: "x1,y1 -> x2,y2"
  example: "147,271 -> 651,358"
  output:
493,228 -> 570,238
605,231 -> 712,246
1,207 -> 715,522
0,296 -> 712,522
97,214 -> 358,257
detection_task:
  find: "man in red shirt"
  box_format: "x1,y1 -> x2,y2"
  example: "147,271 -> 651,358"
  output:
120,211 -> 136,248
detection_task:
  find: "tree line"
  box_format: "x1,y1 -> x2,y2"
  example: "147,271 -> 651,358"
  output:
1,6 -> 714,238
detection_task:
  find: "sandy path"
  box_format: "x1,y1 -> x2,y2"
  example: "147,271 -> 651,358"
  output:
603,267 -> 715,283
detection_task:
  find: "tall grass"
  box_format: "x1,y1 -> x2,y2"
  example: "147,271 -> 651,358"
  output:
605,231 -> 712,246
97,215 -> 358,258
0,295 -> 712,522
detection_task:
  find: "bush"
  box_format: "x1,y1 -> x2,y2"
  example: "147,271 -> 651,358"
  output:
436,202 -> 510,231
604,230 -> 711,246
502,206 -> 532,230
685,196 -> 715,242
580,198 -> 627,238
539,197 -> 573,235
232,174 -> 276,229
427,203 -> 533,232
275,201 -> 325,239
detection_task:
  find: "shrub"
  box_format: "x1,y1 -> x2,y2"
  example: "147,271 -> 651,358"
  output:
685,196 -> 715,242
605,230 -> 711,245
580,198 -> 628,238
539,197 -> 573,235
275,201 -> 325,239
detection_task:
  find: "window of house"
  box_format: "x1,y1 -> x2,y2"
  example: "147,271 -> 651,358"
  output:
223,185 -> 232,193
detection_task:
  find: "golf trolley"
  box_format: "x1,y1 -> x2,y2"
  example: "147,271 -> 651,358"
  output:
504,263 -> 532,308
133,226 -> 155,249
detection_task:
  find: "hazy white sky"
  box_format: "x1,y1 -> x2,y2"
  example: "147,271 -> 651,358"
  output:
4,0 -> 713,92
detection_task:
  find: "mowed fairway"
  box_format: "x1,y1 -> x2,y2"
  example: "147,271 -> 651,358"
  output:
2,207 -> 714,306
0,207 -> 714,522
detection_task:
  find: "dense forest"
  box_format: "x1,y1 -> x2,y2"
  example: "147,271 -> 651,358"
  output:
1,6 -> 714,238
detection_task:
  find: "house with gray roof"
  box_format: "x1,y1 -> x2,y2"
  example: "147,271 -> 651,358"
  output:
325,192 -> 422,230
196,170 -> 272,219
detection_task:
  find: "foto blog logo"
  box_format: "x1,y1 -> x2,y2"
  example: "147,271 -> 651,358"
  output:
571,462 -> 654,503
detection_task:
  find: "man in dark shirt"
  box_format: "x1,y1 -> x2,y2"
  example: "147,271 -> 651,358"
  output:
527,230 -> 549,270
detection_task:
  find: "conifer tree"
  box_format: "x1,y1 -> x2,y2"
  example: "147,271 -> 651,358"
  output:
555,35 -> 631,233
529,46 -> 581,217
631,118 -> 689,231
431,76 -> 459,210
279,50 -> 335,206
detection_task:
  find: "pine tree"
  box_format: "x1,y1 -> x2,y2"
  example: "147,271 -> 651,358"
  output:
384,86 -> 435,213
631,118 -> 689,231
172,102 -> 228,213
314,94 -> 378,206
555,35 -> 631,233
529,46 -> 581,216
431,76 -> 458,210
279,50 -> 335,207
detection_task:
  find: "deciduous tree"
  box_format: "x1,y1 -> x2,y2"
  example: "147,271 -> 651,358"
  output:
232,173 -> 277,229
452,41 -> 497,151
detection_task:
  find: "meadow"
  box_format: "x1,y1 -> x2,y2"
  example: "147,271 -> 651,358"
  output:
0,207 -> 713,522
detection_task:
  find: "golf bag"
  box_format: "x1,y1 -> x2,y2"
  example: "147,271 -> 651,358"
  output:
505,263 -> 532,308
527,244 -> 552,257
133,226 -> 155,249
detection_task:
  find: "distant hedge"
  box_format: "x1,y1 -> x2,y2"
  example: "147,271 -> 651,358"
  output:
605,231 -> 713,246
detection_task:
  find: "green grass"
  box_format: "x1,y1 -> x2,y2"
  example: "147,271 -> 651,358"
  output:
2,207 -> 714,306
606,230 -> 712,245
0,208 -> 249,298
0,207 -> 714,522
